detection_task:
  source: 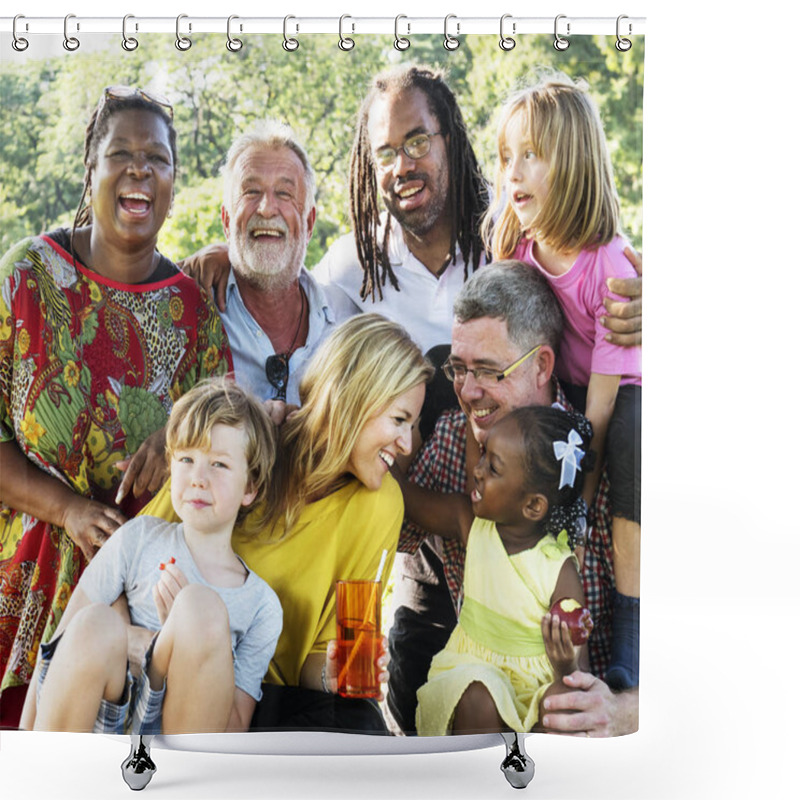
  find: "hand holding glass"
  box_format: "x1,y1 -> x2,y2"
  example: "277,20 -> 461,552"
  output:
335,580 -> 382,699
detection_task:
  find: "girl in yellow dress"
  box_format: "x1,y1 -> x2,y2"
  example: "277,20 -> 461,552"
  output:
397,404 -> 595,734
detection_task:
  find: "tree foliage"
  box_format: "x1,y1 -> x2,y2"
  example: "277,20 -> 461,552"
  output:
1,33 -> 644,258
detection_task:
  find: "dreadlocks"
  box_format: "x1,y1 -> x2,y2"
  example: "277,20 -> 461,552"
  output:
349,64 -> 489,302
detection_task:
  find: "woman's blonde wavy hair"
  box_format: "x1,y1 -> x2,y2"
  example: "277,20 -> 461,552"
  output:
259,313 -> 433,539
481,73 -> 620,260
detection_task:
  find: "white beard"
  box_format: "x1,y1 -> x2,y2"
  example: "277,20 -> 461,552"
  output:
229,214 -> 306,292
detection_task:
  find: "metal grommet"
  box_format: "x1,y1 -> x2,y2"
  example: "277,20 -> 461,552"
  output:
394,15 -> 410,51
443,14 -> 459,51
175,14 -> 192,51
283,15 -> 299,51
553,14 -> 570,51
499,14 -> 515,51
616,15 -> 632,52
226,15 -> 243,52
12,15 -> 29,52
122,14 -> 139,51
63,14 -> 80,51
338,15 -> 355,51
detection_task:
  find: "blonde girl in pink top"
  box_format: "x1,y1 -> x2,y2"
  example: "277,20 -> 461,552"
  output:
481,73 -> 641,690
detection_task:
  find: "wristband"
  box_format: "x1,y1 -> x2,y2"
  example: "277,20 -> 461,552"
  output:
321,659 -> 333,694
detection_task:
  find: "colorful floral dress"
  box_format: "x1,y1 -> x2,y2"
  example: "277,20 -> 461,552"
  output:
0,231 -> 232,723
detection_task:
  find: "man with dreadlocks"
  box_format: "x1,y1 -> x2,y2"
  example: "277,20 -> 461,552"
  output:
314,64 -> 488,355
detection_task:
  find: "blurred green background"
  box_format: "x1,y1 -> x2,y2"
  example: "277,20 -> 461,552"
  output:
1,33 -> 643,262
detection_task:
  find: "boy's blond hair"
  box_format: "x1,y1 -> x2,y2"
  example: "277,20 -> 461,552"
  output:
166,378 -> 277,528
482,73 -> 620,259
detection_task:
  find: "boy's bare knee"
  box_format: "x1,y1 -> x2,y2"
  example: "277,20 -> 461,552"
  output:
65,604 -> 127,658
167,585 -> 230,644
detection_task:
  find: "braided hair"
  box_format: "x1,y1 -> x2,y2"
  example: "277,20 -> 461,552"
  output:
71,92 -> 178,236
507,405 -> 596,550
349,64 -> 489,302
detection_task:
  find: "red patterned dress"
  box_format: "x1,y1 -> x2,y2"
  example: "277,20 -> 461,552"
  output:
0,231 -> 232,726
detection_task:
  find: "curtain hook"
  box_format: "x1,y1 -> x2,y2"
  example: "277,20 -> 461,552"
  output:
499,14 -> 515,51
63,13 -> 80,51
616,15 -> 632,51
443,14 -> 459,51
394,15 -> 410,51
12,14 -> 29,52
553,14 -> 570,51
283,15 -> 299,51
339,15 -> 355,51
226,15 -> 243,52
122,14 -> 138,51
175,14 -> 192,51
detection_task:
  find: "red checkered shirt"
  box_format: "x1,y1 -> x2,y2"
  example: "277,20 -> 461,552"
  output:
398,383 -> 614,678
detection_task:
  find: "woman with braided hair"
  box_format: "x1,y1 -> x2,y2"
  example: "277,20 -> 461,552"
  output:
394,404 -> 595,734
0,86 -> 230,727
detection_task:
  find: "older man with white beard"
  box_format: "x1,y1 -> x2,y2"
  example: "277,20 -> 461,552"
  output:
216,121 -> 358,406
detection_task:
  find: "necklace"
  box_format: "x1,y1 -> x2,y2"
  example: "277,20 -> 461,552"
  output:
264,287 -> 307,403
281,287 -> 307,358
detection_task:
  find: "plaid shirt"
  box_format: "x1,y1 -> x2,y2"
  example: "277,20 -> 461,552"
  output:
398,382 -> 614,678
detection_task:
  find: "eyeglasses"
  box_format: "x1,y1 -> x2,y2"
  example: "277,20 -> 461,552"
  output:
373,132 -> 441,168
99,85 -> 174,121
442,344 -> 543,387
265,354 -> 289,402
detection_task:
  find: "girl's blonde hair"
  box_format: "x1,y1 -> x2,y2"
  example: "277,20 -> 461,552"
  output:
482,73 -> 620,260
261,313 -> 433,537
166,377 -> 277,529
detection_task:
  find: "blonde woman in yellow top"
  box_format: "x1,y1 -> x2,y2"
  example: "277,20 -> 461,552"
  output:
142,314 -> 433,731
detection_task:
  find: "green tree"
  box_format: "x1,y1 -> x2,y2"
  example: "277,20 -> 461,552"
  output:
1,33 -> 643,258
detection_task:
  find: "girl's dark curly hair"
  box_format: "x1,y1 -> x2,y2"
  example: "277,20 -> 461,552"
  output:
506,405 -> 596,549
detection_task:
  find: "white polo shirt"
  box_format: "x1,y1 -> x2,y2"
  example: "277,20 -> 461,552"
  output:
221,266 -> 359,406
313,214 -> 485,354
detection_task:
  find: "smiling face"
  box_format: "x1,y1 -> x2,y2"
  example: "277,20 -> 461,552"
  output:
346,382 -> 426,491
223,144 -> 315,292
470,415 -> 532,525
170,423 -> 256,536
367,87 -> 450,239
89,108 -> 174,250
501,109 -> 551,234
451,316 -> 552,446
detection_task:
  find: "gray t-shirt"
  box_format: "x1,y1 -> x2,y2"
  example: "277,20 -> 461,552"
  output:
79,516 -> 282,701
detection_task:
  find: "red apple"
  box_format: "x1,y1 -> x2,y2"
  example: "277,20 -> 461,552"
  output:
549,598 -> 593,645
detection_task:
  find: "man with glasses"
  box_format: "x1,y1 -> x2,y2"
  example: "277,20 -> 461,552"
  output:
213,120 -> 357,406
387,261 -> 639,738
313,64 -> 489,355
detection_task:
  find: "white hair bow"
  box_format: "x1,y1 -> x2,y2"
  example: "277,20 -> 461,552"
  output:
553,429 -> 585,489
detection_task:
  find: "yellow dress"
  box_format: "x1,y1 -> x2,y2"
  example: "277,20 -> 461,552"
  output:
416,519 -> 576,734
141,475 -> 402,687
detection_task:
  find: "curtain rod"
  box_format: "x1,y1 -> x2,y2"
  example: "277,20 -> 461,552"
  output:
2,15 -> 646,37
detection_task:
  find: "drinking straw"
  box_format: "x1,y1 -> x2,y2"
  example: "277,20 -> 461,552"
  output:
337,549 -> 388,687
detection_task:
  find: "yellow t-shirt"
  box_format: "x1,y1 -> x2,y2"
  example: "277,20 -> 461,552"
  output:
140,475 -> 403,687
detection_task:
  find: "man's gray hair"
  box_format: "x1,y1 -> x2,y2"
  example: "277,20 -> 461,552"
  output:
453,260 -> 564,353
221,119 -> 316,215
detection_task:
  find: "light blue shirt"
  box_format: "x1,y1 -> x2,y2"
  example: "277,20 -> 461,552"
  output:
221,267 -> 358,406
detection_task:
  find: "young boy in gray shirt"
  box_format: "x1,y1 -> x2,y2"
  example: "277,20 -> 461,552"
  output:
24,379 -> 283,735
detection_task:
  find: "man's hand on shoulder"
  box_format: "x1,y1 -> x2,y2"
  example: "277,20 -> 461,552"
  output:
178,242 -> 232,311
601,247 -> 642,347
